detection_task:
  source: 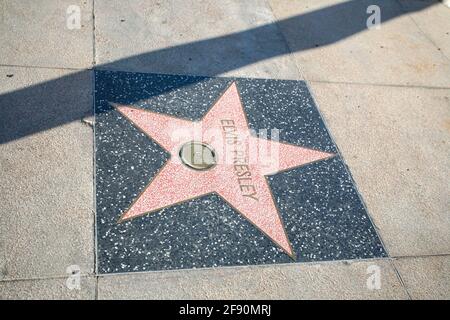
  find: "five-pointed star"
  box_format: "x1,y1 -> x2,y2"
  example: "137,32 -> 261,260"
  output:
114,82 -> 334,258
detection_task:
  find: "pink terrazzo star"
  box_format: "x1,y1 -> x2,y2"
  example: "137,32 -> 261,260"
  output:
114,82 -> 334,258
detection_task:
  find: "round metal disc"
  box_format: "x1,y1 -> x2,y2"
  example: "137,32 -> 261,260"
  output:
179,141 -> 217,171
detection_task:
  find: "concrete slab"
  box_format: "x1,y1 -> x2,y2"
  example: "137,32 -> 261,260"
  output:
0,67 -> 94,280
309,82 -> 450,257
94,0 -> 301,79
269,0 -> 450,87
98,259 -> 407,299
394,256 -> 450,300
398,0 -> 450,60
0,0 -> 93,69
0,276 -> 96,300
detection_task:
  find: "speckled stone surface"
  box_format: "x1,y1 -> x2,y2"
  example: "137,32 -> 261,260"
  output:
95,70 -> 386,273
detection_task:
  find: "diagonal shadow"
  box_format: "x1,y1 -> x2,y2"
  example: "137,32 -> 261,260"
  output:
0,0 -> 438,144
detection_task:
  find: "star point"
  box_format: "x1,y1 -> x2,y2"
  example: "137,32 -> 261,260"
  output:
115,82 -> 334,258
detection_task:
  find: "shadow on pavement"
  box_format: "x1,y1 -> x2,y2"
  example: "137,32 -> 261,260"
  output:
0,0 -> 437,144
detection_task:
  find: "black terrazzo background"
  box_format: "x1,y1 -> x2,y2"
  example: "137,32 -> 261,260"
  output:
95,70 -> 386,274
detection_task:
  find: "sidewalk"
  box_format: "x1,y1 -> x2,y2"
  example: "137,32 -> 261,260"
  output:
0,0 -> 449,299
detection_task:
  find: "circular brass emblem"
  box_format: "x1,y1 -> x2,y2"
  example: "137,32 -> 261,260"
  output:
179,141 -> 217,171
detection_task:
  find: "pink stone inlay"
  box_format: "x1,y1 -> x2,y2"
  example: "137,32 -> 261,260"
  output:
115,82 -> 334,258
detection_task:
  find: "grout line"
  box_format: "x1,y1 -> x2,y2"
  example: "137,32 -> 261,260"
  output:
396,0 -> 450,62
2,254 -> 447,283
389,259 -> 413,300
92,68 -> 98,276
0,258 -> 391,283
0,63 -> 88,71
91,1 -> 99,289
264,0 -> 308,81
1,61 -> 447,90
0,274 -> 95,283
305,80 -> 392,259
92,0 -> 97,66
392,253 -> 450,259
95,275 -> 99,300
93,65 -> 450,90
93,72 -> 99,278
91,0 -> 97,274
91,1 -> 99,278
95,256 -> 393,278
2,254 -> 446,283
310,79 -> 450,90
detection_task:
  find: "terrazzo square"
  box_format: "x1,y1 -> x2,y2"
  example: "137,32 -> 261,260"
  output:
95,70 -> 386,273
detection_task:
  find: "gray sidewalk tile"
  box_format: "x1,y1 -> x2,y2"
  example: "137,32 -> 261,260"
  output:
94,0 -> 300,79
0,0 -> 94,69
0,276 -> 96,300
0,67 -> 94,280
309,81 -> 450,257
98,260 -> 407,299
269,0 -> 450,87
394,256 -> 450,300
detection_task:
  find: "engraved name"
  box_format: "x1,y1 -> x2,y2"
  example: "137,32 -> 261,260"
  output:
221,119 -> 258,201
